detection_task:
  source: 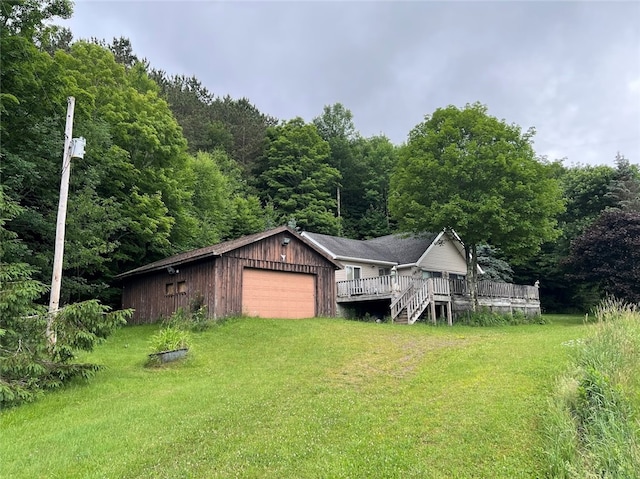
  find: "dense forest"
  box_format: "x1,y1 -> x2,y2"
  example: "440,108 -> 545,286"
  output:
2,0 -> 639,315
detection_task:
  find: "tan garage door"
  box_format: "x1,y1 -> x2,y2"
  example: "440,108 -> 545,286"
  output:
242,269 -> 316,319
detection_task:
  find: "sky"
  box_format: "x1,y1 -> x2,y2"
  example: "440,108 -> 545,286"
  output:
61,1 -> 640,167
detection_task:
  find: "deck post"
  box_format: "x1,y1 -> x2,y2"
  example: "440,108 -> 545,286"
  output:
447,301 -> 452,326
428,279 -> 436,325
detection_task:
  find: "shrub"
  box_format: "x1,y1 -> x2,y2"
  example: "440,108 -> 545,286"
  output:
0,300 -> 132,408
456,308 -> 547,327
163,299 -> 213,332
1,192 -> 132,407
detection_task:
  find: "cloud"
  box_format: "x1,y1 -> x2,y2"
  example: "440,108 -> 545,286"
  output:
62,0 -> 640,165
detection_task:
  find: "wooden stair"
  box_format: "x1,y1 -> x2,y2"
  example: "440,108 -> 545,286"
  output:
391,278 -> 452,325
391,279 -> 432,325
394,310 -> 409,325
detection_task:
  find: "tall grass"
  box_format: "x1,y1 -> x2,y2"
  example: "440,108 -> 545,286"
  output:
543,298 -> 640,478
456,307 -> 548,327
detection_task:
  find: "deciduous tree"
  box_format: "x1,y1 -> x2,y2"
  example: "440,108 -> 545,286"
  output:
567,210 -> 640,303
390,103 -> 564,308
259,118 -> 341,234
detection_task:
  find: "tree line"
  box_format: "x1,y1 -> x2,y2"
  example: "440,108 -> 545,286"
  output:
1,0 -> 639,407
2,0 -> 639,314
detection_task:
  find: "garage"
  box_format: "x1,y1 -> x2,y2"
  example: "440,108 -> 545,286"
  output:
117,226 -> 338,323
242,269 -> 316,319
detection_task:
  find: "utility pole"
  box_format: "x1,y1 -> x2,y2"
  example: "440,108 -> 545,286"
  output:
47,97 -> 85,346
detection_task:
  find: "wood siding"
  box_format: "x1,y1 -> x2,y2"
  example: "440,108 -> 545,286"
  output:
334,260 -> 382,282
121,231 -> 335,324
417,236 -> 467,275
122,260 -> 215,324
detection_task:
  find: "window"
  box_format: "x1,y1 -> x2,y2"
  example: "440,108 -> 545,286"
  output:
422,271 -> 443,279
345,265 -> 361,280
450,274 -> 465,281
166,281 -> 187,295
378,268 -> 391,276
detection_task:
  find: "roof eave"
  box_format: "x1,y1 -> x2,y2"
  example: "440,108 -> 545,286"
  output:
335,256 -> 397,267
115,251 -> 222,281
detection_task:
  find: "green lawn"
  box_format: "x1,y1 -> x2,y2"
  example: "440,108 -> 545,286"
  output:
0,315 -> 587,478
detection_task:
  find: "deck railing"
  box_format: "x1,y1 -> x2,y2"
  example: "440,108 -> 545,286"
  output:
337,275 -> 415,298
338,276 -> 538,301
390,281 -> 417,320
431,277 -> 450,296
448,279 -> 539,300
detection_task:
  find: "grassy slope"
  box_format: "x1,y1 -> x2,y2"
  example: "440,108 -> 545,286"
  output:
0,316 -> 586,478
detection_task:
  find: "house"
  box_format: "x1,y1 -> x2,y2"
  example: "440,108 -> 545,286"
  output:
116,226 -> 340,324
302,229 -> 470,283
302,229 -> 540,324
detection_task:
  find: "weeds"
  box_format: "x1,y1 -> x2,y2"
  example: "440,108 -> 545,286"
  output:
456,307 -> 547,327
543,298 -> 640,478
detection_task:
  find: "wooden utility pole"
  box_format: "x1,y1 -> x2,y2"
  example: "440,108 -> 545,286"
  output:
47,97 -> 76,346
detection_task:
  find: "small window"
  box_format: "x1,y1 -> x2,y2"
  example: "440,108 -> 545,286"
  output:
177,281 -> 187,294
422,271 -> 443,279
378,268 -> 391,276
165,283 -> 175,295
345,265 -> 362,280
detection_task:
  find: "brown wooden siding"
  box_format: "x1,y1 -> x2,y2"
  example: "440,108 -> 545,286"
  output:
121,232 -> 335,324
122,259 -> 216,324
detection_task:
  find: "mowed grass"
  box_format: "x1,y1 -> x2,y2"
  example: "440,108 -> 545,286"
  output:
0,315 -> 587,478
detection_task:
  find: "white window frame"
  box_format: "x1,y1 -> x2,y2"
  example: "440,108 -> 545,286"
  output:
345,265 -> 362,280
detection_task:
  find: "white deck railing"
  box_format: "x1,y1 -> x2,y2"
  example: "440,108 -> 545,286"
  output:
449,279 -> 539,300
336,275 -> 416,298
338,276 -> 537,301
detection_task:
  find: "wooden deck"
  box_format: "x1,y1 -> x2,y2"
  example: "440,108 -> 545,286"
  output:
336,275 -> 540,324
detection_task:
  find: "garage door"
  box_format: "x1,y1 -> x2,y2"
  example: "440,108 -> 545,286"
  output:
242,269 -> 316,319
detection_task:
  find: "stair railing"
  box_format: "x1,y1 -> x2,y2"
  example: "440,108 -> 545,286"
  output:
407,278 -> 433,324
390,282 -> 415,321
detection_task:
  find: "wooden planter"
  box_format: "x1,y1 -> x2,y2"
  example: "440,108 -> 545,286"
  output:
149,348 -> 188,363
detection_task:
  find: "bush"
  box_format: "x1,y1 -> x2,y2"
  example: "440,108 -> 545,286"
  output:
162,296 -> 213,332
456,308 -> 546,327
1,192 -> 132,407
0,300 -> 132,408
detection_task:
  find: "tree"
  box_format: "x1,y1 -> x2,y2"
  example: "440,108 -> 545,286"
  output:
477,244 -> 513,283
390,103 -> 564,308
259,118 -> 341,234
313,103 -> 357,231
607,153 -> 640,212
0,189 -> 131,408
312,103 -> 356,144
0,0 -> 72,40
344,135 -> 398,238
567,210 -> 640,303
512,163 -> 617,311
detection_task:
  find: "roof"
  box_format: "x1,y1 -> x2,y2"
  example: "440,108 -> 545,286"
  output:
116,225 -> 340,280
302,231 -> 440,265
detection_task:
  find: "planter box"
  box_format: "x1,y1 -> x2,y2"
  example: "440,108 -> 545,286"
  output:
149,348 -> 188,363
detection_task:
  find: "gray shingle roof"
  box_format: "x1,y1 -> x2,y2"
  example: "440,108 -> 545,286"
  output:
304,231 -> 440,265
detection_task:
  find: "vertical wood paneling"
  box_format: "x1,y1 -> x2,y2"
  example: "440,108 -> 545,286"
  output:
120,233 -> 336,324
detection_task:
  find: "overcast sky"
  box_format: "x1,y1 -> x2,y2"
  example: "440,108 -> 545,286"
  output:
62,1 -> 640,166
